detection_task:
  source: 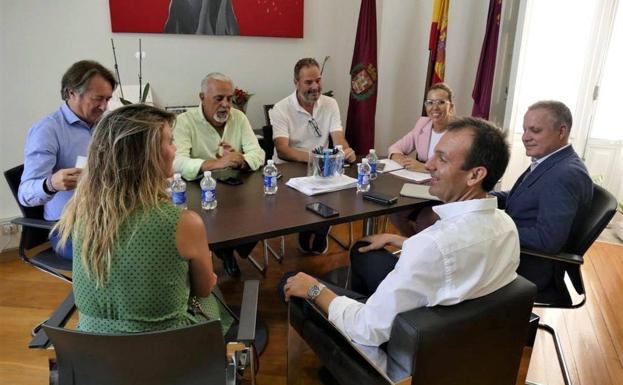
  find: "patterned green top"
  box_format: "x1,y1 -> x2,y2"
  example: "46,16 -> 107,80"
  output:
72,203 -> 231,334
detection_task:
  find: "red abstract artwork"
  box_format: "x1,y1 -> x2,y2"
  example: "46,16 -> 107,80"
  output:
109,0 -> 304,38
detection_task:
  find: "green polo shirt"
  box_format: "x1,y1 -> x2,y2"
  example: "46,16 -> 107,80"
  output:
173,106 -> 265,180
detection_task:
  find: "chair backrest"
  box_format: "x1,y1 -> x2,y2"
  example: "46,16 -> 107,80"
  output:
4,164 -> 50,248
386,276 -> 537,385
263,104 -> 274,127
565,183 -> 618,256
44,321 -> 228,385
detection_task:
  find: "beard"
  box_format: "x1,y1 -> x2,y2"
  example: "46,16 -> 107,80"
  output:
213,109 -> 229,124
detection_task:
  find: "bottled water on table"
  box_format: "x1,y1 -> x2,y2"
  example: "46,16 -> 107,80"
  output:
171,173 -> 187,209
200,171 -> 217,210
335,145 -> 345,176
366,149 -> 378,179
263,160 -> 279,195
357,158 -> 371,193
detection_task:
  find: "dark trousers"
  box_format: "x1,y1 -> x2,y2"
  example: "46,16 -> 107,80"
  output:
213,241 -> 258,260
277,241 -> 398,303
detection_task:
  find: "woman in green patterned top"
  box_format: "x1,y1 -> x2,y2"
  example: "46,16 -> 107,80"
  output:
55,104 -> 232,334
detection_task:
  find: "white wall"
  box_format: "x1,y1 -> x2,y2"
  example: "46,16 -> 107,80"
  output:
0,0 -> 495,220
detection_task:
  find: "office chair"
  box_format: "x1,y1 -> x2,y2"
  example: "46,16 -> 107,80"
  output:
288,276 -> 538,385
522,183 -> 617,385
44,279 -> 261,385
4,164 -> 75,348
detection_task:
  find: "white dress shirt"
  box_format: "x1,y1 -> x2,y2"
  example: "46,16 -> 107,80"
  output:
328,197 -> 520,346
269,91 -> 343,164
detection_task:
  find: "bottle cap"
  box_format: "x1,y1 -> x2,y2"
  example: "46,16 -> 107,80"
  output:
267,159 -> 274,165
362,158 -> 369,164
173,173 -> 181,180
369,149 -> 376,154
204,171 -> 211,178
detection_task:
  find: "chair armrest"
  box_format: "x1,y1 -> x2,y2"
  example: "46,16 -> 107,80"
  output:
521,248 -> 584,265
236,280 -> 260,343
11,217 -> 56,230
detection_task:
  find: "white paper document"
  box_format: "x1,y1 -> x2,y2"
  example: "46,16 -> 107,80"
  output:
399,183 -> 439,200
286,175 -> 357,196
378,158 -> 404,173
389,168 -> 431,182
75,155 -> 87,169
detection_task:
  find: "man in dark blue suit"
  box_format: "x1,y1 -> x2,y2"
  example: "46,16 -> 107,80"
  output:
491,101 -> 593,300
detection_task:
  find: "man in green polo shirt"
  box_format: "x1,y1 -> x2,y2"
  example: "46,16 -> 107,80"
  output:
173,72 -> 265,277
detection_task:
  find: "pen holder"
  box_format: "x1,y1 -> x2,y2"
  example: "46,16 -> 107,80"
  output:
308,152 -> 340,178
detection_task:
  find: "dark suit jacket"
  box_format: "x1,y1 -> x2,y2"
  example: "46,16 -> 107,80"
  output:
491,145 -> 593,292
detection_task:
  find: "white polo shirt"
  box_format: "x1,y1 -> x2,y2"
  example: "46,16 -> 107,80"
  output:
269,91 -> 343,164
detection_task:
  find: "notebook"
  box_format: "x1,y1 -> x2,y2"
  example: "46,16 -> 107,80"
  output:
399,183 -> 439,201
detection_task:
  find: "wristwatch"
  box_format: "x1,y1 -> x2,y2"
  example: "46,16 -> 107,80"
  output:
307,282 -> 326,301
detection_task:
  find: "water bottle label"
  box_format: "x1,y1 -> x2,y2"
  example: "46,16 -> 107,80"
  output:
370,163 -> 377,173
201,188 -> 216,203
172,191 -> 186,205
264,175 -> 276,188
358,173 -> 369,186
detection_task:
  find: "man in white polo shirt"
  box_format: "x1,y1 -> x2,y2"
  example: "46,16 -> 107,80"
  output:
269,58 -> 356,254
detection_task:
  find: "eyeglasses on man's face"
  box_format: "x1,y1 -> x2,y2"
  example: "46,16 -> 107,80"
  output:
308,118 -> 321,137
424,99 -> 450,107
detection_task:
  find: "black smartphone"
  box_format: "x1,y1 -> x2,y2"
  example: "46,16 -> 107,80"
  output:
363,191 -> 398,205
306,202 -> 339,218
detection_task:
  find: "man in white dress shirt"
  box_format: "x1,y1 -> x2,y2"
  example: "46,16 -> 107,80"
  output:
283,117 -> 520,347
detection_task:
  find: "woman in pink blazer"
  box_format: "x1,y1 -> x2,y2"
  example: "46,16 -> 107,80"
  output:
388,83 -> 454,236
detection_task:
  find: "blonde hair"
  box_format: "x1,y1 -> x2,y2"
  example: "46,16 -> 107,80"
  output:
55,104 -> 176,286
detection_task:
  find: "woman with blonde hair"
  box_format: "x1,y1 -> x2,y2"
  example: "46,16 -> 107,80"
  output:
388,83 -> 455,236
55,104 -> 230,334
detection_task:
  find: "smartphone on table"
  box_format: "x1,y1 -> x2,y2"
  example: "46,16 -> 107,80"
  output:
362,191 -> 398,205
306,202 -> 339,218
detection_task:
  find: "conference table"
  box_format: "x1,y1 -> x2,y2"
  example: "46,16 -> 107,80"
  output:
186,161 -> 431,273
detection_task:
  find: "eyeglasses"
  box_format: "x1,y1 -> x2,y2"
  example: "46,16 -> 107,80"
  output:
308,118 -> 321,137
424,99 -> 450,107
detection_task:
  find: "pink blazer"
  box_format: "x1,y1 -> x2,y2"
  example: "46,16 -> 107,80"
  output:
387,117 -> 434,162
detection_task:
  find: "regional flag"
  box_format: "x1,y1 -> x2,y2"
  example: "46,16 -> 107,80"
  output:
345,0 -> 378,155
472,0 -> 503,119
426,0 -> 450,87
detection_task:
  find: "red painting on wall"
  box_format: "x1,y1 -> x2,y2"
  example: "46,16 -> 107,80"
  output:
109,0 -> 304,38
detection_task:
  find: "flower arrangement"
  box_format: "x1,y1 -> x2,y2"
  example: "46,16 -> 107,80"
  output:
232,87 -> 254,112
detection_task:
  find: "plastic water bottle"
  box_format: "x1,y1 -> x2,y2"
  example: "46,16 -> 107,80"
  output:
335,145 -> 345,176
263,160 -> 279,195
200,171 -> 217,210
357,158 -> 371,193
171,173 -> 187,209
366,149 -> 378,179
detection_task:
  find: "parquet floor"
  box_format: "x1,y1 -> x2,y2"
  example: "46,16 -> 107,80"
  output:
1,221 -> 622,385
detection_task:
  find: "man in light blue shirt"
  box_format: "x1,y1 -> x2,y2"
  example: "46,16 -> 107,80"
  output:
18,60 -> 116,259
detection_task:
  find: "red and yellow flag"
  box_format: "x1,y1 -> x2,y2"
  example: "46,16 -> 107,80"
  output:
427,0 -> 449,86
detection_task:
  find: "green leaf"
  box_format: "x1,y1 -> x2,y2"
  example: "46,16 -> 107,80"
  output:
120,98 -> 133,105
141,83 -> 150,103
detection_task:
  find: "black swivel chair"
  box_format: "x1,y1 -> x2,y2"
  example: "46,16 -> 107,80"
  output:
288,276 -> 538,385
521,183 -> 618,385
4,164 -> 75,348
44,280 -> 261,385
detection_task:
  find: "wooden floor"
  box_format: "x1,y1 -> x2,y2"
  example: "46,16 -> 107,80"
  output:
1,221 -> 622,385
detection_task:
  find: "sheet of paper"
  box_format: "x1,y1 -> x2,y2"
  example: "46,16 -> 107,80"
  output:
389,168 -> 430,182
378,158 -> 403,173
75,155 -> 87,169
399,183 -> 439,200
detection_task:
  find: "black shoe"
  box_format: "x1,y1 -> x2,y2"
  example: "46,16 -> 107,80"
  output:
298,231 -> 313,253
217,249 -> 240,277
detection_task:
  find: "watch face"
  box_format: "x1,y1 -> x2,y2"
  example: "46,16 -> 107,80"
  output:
308,284 -> 321,300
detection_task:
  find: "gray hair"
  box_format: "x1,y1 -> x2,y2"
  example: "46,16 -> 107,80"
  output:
528,100 -> 573,132
201,72 -> 234,92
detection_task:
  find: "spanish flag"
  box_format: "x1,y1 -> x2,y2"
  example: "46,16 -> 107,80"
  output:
427,0 -> 450,87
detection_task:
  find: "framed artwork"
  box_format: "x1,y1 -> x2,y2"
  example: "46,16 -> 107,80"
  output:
109,0 -> 304,38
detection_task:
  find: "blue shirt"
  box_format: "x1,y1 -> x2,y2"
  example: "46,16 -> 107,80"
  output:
18,103 -> 92,220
